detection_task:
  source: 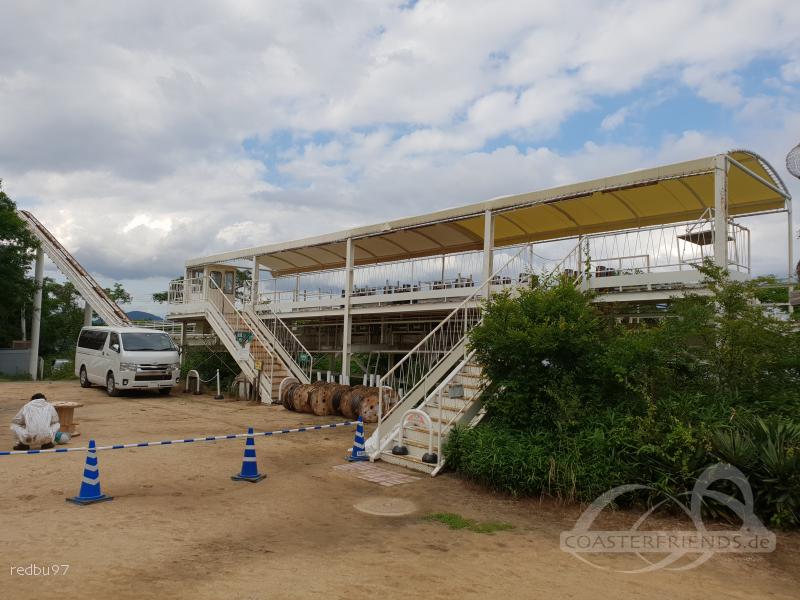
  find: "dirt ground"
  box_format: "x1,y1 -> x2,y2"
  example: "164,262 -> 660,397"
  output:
0,381 -> 798,600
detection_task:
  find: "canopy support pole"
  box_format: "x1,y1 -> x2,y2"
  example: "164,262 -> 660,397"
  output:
713,154 -> 729,270
788,200 -> 794,315
251,255 -> 259,306
341,237 -> 354,384
29,247 -> 44,381
482,209 -> 495,295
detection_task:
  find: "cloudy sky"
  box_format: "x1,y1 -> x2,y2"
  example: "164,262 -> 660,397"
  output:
2,0 -> 800,315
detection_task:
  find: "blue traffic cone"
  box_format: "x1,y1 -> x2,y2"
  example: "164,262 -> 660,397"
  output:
231,428 -> 266,483
66,439 -> 113,505
346,416 -> 368,462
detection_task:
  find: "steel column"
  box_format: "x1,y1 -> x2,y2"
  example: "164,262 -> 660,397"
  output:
713,154 -> 729,269
482,209 -> 495,293
28,247 -> 44,380
341,237 -> 354,384
251,255 -> 259,306
788,200 -> 795,314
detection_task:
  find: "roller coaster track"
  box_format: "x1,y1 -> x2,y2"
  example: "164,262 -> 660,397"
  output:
18,210 -> 131,327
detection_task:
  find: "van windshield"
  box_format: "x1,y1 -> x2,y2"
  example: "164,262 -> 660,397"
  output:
120,332 -> 175,352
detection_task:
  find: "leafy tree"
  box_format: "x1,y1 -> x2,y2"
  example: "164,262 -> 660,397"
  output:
39,278 -> 84,356
0,183 -> 37,346
451,262 -> 800,526
104,282 -> 132,305
469,281 -> 613,430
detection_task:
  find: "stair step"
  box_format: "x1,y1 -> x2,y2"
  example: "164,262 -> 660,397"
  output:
450,381 -> 482,390
456,371 -> 482,379
379,451 -> 436,474
423,404 -> 468,420
426,413 -> 462,425
402,425 -> 440,444
400,437 -> 437,451
425,399 -> 470,411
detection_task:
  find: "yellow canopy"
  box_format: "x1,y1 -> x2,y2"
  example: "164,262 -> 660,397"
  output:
188,150 -> 789,276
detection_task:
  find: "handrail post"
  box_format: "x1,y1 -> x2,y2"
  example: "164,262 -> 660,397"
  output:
437,388 -> 443,466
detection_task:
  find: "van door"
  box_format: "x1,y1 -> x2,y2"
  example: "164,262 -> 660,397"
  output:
108,331 -> 122,380
88,330 -> 109,382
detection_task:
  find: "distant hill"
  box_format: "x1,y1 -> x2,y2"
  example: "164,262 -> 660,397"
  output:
126,311 -> 164,322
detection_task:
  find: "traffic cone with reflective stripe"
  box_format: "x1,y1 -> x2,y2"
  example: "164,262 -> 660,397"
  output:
231,427 -> 266,482
346,416 -> 368,462
67,439 -> 113,505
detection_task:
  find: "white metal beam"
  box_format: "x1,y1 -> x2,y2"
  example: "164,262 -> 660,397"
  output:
341,237 -> 354,383
713,154 -> 729,269
482,209 -> 495,292
29,247 -> 44,380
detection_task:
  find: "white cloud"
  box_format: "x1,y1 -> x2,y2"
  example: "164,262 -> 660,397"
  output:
1,0 -> 800,316
600,107 -> 629,131
781,60 -> 800,82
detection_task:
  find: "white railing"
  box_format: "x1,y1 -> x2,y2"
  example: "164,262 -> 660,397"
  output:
168,277 -> 205,305
255,241 -> 585,312
373,240 -> 582,449
207,278 -> 277,402
581,217 -> 750,279
246,291 -> 313,382
425,350 -> 478,472
130,320 -> 197,335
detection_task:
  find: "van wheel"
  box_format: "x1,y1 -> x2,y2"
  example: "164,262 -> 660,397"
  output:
79,366 -> 91,388
158,388 -> 171,396
106,372 -> 120,397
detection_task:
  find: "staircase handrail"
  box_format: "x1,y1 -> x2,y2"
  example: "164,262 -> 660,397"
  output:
374,238 -> 584,449
206,277 -> 277,398
426,350 -> 477,467
375,245 -> 526,428
247,284 -> 313,382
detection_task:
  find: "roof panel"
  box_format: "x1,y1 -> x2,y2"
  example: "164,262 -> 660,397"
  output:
193,150 -> 789,274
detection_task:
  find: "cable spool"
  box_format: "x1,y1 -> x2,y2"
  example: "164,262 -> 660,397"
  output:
358,388 -> 389,423
338,385 -> 366,419
291,381 -> 326,413
310,383 -> 349,416
281,380 -> 302,410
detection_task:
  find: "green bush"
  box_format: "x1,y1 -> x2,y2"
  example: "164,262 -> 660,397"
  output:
449,263 -> 800,527
469,282 -> 613,430
710,416 -> 800,527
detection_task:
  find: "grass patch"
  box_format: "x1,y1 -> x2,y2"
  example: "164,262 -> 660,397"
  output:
423,512 -> 514,534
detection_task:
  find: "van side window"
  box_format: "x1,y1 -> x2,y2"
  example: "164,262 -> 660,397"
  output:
92,331 -> 108,350
78,330 -> 93,349
78,330 -> 108,351
109,332 -> 120,349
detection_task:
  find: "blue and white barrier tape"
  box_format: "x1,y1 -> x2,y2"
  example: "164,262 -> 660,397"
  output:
0,421 -> 357,456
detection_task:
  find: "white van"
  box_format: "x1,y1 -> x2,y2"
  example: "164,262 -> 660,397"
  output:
75,326 -> 180,396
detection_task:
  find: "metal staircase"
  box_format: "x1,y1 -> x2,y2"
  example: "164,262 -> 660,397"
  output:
17,210 -> 131,327
205,281 -> 279,403
244,304 -> 312,385
380,351 -> 486,475
202,279 -> 311,402
369,241 -> 583,475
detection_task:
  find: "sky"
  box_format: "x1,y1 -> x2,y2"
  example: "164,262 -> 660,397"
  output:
2,0 -> 800,316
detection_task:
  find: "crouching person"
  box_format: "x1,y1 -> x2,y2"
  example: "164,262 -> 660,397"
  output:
10,393 -> 60,450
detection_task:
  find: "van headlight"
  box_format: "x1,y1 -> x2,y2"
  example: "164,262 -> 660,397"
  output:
119,363 -> 137,372
169,363 -> 180,370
